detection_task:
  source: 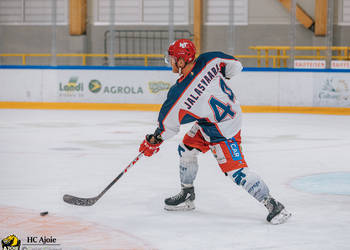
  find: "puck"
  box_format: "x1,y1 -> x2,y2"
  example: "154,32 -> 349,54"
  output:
40,211 -> 49,216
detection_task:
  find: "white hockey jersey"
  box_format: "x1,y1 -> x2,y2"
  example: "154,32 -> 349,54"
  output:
155,52 -> 243,142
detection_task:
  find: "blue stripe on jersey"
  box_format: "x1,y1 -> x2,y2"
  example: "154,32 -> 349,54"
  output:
180,114 -> 198,124
197,119 -> 226,142
157,84 -> 187,131
195,52 -> 237,69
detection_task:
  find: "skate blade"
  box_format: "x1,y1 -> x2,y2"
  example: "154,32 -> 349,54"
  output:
164,200 -> 195,211
269,209 -> 292,225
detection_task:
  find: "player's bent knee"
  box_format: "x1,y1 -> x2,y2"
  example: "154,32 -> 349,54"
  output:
178,143 -> 199,161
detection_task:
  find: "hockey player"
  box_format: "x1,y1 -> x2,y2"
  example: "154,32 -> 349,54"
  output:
139,39 -> 291,224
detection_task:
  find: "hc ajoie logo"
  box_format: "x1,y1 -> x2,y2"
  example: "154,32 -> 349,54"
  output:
1,235 -> 21,250
26,236 -> 57,244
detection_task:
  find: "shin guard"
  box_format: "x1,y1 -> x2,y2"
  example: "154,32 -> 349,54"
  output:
178,143 -> 200,186
227,168 -> 270,202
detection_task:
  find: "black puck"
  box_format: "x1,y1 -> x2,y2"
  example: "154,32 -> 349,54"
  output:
40,211 -> 49,216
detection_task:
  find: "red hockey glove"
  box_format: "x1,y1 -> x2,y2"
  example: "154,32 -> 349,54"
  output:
139,134 -> 163,157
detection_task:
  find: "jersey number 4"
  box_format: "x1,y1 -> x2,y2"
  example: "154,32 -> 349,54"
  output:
209,96 -> 235,122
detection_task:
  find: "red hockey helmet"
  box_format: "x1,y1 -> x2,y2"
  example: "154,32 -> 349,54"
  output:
165,39 -> 196,65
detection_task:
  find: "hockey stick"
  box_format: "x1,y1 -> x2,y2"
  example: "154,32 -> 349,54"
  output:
63,152 -> 143,206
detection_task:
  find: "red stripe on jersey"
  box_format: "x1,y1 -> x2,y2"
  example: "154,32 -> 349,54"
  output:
178,109 -> 201,124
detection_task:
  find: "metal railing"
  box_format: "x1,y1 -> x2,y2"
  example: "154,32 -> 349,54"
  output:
0,53 -> 164,66
250,46 -> 350,67
104,29 -> 193,65
1,46 -> 349,68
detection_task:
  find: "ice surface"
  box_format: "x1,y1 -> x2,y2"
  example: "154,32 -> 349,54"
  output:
1,109 -> 350,250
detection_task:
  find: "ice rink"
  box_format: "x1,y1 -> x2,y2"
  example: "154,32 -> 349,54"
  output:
1,109 -> 350,250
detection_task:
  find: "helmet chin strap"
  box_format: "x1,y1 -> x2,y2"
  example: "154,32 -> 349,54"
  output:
178,66 -> 182,76
176,61 -> 186,76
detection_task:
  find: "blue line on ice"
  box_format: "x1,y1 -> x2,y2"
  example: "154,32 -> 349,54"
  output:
290,172 -> 350,195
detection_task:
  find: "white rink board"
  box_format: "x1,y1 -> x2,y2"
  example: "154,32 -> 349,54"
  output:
0,68 -> 350,107
41,69 -> 180,104
0,69 -> 43,102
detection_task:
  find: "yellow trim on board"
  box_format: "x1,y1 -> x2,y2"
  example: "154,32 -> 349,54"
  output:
1,102 -> 350,115
241,105 -> 350,115
0,102 -> 162,111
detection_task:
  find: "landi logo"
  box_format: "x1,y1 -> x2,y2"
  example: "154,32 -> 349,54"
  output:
148,81 -> 171,94
2,235 -> 21,250
88,79 -> 102,93
59,76 -> 83,92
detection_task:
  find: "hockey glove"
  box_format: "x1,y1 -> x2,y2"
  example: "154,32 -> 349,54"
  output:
139,134 -> 163,157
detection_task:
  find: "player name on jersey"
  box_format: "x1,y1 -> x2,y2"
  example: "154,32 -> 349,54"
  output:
184,64 -> 220,110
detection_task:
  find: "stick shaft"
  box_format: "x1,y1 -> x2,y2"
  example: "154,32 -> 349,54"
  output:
63,152 -> 143,206
97,152 -> 143,199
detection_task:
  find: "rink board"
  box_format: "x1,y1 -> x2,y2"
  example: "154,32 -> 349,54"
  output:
0,66 -> 350,114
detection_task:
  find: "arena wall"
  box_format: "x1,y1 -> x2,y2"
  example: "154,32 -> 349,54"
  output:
1,66 -> 350,114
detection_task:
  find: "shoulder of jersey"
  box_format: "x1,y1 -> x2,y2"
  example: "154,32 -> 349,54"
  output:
197,51 -> 236,64
166,82 -> 182,99
196,52 -> 219,64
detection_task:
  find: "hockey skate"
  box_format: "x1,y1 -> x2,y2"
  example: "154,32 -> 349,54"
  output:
263,196 -> 291,225
164,186 -> 195,211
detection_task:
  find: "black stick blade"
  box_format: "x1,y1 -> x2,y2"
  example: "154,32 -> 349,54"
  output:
63,194 -> 99,206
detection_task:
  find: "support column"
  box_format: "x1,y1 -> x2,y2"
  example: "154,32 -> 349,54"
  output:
69,0 -> 87,35
326,0 -> 334,68
168,0 -> 174,45
228,0 -> 235,55
278,0 -> 314,31
51,0 -> 57,66
108,0 -> 116,66
315,0 -> 328,36
289,0 -> 296,68
193,0 -> 202,54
